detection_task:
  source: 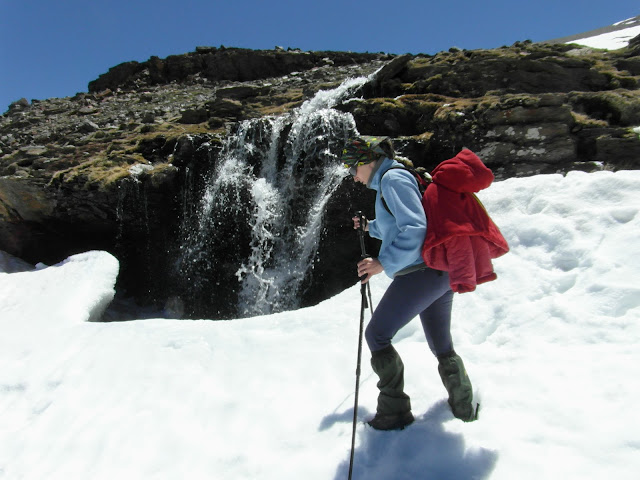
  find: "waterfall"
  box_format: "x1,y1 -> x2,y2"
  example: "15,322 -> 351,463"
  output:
179,76 -> 369,317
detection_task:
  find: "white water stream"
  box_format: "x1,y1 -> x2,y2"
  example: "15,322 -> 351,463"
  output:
180,76 -> 370,316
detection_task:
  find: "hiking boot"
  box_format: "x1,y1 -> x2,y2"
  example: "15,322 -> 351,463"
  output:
367,411 -> 415,431
437,351 -> 478,422
370,345 -> 411,416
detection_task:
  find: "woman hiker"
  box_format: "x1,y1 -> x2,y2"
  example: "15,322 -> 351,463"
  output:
341,135 -> 478,431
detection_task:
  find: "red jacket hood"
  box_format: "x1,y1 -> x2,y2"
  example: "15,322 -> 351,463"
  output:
431,149 -> 494,193
422,149 -> 508,293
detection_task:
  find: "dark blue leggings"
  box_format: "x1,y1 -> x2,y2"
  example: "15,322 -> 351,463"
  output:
365,268 -> 454,356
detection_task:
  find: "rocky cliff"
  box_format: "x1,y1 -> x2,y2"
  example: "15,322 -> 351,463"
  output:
1,39 -> 639,319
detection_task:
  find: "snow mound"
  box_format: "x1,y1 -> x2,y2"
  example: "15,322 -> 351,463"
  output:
0,251 -> 119,325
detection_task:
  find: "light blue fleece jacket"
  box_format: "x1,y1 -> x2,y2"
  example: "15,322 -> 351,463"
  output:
367,158 -> 427,278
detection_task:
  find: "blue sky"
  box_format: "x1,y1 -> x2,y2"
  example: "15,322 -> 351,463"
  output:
1,0 -> 638,111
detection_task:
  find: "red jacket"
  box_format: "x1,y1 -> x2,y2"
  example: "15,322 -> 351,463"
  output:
421,149 -> 509,293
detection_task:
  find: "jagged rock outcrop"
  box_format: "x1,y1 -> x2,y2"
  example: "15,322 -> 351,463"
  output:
1,41 -> 639,319
87,47 -> 390,92
345,40 -> 640,176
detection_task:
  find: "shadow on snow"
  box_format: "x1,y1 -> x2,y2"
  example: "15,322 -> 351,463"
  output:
322,400 -> 498,480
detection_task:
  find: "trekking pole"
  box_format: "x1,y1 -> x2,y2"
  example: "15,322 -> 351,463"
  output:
348,211 -> 373,480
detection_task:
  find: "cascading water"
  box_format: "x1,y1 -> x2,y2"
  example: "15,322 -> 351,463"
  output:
179,76 -> 370,317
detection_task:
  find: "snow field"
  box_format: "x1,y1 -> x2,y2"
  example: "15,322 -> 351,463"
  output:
1,170 -> 639,479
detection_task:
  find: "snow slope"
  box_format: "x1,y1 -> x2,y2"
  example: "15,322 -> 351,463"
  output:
1,170 -> 639,480
562,15 -> 640,49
